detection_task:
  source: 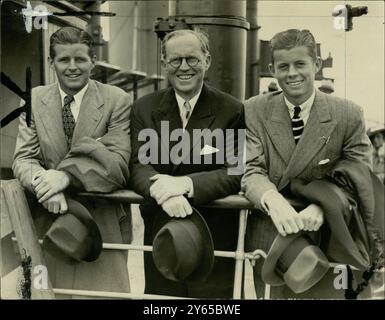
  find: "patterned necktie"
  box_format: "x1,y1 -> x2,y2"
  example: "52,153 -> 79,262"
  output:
62,95 -> 75,146
292,106 -> 304,144
183,101 -> 192,127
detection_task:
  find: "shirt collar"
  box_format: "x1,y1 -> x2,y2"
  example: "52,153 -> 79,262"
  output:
284,88 -> 316,113
175,88 -> 202,113
58,83 -> 89,107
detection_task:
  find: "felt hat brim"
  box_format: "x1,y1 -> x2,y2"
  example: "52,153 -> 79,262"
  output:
43,199 -> 102,262
262,231 -> 329,293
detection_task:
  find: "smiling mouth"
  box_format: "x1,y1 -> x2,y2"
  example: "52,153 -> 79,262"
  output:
287,80 -> 303,87
66,74 -> 81,79
177,74 -> 194,80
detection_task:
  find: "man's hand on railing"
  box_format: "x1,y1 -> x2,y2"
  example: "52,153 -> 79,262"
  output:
32,169 -> 71,203
161,195 -> 193,218
264,191 -> 305,237
149,174 -> 192,205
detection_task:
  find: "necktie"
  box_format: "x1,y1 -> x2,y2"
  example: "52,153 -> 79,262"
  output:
183,101 -> 192,127
62,95 -> 75,146
292,106 -> 304,144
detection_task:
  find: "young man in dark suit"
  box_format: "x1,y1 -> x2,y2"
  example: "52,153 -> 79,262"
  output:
241,29 -> 372,298
13,26 -> 132,297
130,29 -> 245,298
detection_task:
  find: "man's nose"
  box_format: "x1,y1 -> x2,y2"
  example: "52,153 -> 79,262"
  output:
68,59 -> 77,71
179,58 -> 190,71
287,64 -> 298,77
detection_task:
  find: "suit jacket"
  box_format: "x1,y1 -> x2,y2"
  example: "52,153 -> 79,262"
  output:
129,83 -> 245,298
130,83 -> 244,206
12,80 -> 132,295
241,90 -> 372,210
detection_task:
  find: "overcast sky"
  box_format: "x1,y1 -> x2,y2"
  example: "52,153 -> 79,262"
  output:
257,0 -> 384,128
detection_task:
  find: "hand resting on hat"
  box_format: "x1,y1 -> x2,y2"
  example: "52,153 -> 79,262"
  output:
41,192 -> 68,214
161,195 -> 193,218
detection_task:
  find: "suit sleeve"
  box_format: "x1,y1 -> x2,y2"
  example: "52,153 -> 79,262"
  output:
343,102 -> 372,168
241,98 -> 278,211
129,102 -> 161,200
12,107 -> 45,193
58,90 -> 133,191
187,105 -> 245,206
57,131 -> 131,192
107,91 -> 132,133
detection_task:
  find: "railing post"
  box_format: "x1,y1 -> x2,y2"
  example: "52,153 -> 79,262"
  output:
1,180 -> 55,299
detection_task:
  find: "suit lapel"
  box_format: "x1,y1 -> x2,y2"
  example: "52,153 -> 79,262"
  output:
37,85 -> 68,160
152,88 -> 182,154
263,94 -> 296,165
282,92 -> 337,182
72,80 -> 104,143
152,85 -> 216,171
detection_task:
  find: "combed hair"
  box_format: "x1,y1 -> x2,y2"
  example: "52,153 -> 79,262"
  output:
49,26 -> 95,58
161,28 -> 210,60
270,29 -> 317,63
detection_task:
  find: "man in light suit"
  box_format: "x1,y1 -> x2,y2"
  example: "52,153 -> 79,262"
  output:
241,29 -> 372,298
13,26 -> 132,297
130,29 -> 244,298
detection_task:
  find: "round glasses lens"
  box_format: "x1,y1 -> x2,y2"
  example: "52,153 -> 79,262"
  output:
186,57 -> 199,66
169,59 -> 182,68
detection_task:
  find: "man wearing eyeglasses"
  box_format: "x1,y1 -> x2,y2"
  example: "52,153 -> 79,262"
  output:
129,29 -> 244,298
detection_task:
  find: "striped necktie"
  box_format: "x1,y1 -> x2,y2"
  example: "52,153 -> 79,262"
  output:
292,106 -> 304,144
62,95 -> 75,146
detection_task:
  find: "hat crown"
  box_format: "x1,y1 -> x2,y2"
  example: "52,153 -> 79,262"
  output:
153,219 -> 204,281
152,210 -> 214,283
262,233 -> 329,293
43,199 -> 102,262
46,214 -> 92,261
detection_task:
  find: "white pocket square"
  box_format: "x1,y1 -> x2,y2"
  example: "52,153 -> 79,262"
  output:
200,144 -> 219,156
318,158 -> 330,165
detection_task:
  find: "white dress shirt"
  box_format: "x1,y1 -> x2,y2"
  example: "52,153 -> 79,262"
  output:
284,88 -> 316,126
58,83 -> 89,122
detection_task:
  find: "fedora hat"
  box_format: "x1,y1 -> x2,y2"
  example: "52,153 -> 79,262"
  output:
262,232 -> 329,294
152,208 -> 214,283
43,199 -> 102,262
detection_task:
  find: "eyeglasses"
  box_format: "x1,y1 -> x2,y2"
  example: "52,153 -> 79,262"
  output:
167,57 -> 200,68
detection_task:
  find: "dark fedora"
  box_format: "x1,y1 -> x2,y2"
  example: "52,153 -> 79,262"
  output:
43,199 -> 102,262
152,208 -> 214,283
262,232 -> 329,294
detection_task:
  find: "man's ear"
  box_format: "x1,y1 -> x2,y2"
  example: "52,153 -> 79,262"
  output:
315,56 -> 322,73
48,56 -> 55,70
91,55 -> 97,67
268,63 -> 275,76
204,54 -> 211,70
